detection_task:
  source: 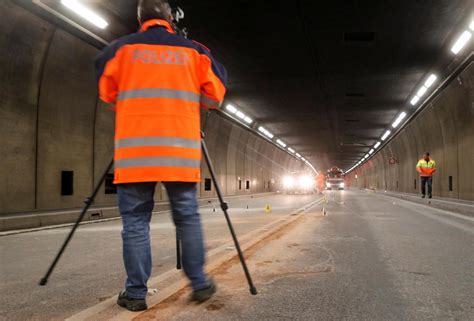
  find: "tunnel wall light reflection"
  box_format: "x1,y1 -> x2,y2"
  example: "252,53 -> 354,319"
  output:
61,0 -> 108,29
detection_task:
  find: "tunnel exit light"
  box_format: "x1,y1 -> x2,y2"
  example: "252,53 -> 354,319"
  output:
392,112 -> 407,128
61,0 -> 108,29
381,130 -> 391,141
451,31 -> 472,54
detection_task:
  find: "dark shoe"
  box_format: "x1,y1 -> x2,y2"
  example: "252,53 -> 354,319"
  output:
422,195 -> 426,199
117,290 -> 147,311
428,195 -> 432,199
191,279 -> 216,303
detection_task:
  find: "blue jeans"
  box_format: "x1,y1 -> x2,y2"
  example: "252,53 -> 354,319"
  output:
117,182 -> 209,299
420,176 -> 433,196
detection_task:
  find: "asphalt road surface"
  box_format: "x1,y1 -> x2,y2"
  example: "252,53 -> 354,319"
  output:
138,190 -> 474,321
0,193 -> 320,320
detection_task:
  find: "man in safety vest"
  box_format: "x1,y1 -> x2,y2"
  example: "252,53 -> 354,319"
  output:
416,152 -> 436,199
95,0 -> 227,311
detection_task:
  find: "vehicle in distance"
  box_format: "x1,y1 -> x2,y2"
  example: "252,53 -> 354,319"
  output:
326,167 -> 345,190
282,172 -> 315,194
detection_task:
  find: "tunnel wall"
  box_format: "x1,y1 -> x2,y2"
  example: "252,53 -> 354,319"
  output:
346,61 -> 474,201
0,1 -> 305,215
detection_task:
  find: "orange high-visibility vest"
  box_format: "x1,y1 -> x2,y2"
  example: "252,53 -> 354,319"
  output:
416,158 -> 436,177
95,19 -> 227,184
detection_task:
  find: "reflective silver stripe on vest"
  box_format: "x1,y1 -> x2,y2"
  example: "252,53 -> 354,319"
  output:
117,88 -> 200,103
200,95 -> 221,108
115,157 -> 201,169
116,137 -> 200,150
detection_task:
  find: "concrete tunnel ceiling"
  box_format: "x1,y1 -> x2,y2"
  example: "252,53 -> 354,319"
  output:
26,0 -> 474,172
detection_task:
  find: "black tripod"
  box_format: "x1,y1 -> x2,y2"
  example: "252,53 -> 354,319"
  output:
175,132 -> 258,295
39,160 -> 114,286
39,134 -> 257,295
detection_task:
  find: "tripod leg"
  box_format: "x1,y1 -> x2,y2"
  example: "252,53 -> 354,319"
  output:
201,133 -> 257,295
176,231 -> 182,270
39,159 -> 114,286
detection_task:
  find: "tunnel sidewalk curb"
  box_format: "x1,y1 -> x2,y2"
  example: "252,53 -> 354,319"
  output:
0,192 -> 277,236
65,196 -> 326,321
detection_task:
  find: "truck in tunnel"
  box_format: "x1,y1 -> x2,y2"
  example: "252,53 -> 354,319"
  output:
0,0 -> 473,320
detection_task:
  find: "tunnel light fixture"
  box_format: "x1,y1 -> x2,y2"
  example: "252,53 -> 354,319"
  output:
374,141 -> 381,149
301,157 -> 306,161
244,116 -> 253,124
451,31 -> 472,54
276,139 -> 287,148
470,20 -> 474,31
392,112 -> 407,128
61,0 -> 108,29
410,96 -> 420,106
416,86 -> 428,97
364,154 -> 369,159
225,104 -> 237,114
381,130 -> 391,141
424,74 -> 437,88
258,126 -> 274,139
236,111 -> 245,119
369,149 -> 374,155
295,153 -> 301,158
288,147 -> 295,154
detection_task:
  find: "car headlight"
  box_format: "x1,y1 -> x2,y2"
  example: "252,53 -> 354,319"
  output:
339,182 -> 345,188
326,182 -> 331,187
283,176 -> 295,188
299,175 -> 314,189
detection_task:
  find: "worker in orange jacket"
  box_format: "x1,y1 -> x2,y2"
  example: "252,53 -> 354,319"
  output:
416,152 -> 436,199
95,0 -> 227,311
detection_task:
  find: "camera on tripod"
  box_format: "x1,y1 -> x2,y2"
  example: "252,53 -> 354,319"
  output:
171,6 -> 188,38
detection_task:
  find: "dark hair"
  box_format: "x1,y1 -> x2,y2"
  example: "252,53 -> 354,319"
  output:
137,0 -> 172,23
425,152 -> 430,156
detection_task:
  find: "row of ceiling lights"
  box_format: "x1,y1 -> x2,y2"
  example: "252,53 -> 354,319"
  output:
60,0 -> 472,176
225,104 -> 318,173
345,18 -> 474,175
